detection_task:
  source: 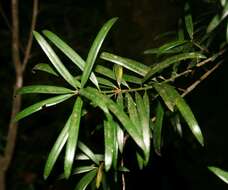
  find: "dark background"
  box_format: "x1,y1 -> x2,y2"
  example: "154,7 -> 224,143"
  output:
0,0 -> 228,189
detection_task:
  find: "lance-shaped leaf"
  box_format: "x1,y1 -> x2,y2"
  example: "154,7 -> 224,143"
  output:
100,52 -> 150,76
43,30 -> 99,88
154,83 -> 204,146
136,152 -> 144,170
114,64 -> 123,87
78,141 -> 100,165
96,162 -> 104,189
207,15 -> 220,33
72,166 -> 98,175
143,52 -> 206,83
184,3 -> 193,39
208,166 -> 228,184
80,88 -> 145,151
17,85 -> 75,95
15,94 -> 73,121
33,63 -> 59,76
135,92 -> 150,164
74,168 -> 98,190
153,102 -> 164,155
81,17 -> 118,87
117,125 -> 124,154
33,31 -> 80,89
97,77 -> 117,88
64,97 -> 83,179
44,117 -> 70,179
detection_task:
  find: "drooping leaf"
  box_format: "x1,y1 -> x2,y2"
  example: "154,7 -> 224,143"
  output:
136,152 -> 144,170
207,14 -> 220,33
80,88 -> 145,151
185,14 -> 194,39
221,0 -> 226,7
170,113 -> 183,137
143,91 -> 150,124
78,141 -> 100,165
33,63 -> 59,76
74,168 -> 98,190
44,117 -> 70,179
153,102 -> 164,155
33,31 -> 80,88
100,52 -> 150,76
222,2 -> 228,19
96,162 -> 104,189
15,94 -> 73,122
43,30 -> 99,88
208,166 -> 228,184
81,17 -> 118,87
64,97 -> 83,179
17,85 -> 75,95
72,166 -> 97,175
116,124 -> 124,154
154,83 -> 204,146
143,52 -> 206,83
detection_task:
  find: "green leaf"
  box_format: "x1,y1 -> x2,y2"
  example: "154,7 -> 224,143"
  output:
81,17 -> 118,87
15,94 -> 73,122
97,77 -> 117,88
143,52 -> 206,83
143,91 -> 150,123
117,124 -> 124,154
44,117 -> 70,179
222,2 -> 228,19
153,102 -> 164,155
72,166 -> 97,175
114,64 -> 123,87
74,168 -> 98,190
96,163 -> 104,189
136,152 -> 144,170
221,0 -> 226,7
154,83 -> 204,146
17,85 -> 75,95
135,92 -> 150,164
78,141 -> 100,165
43,30 -> 99,88
80,88 -> 145,151
64,97 -> 83,179
207,15 -> 220,33
100,52 -> 150,76
33,63 -> 59,76
208,166 -> 228,184
226,21 -> 228,43
33,31 -> 80,88
185,14 -> 194,39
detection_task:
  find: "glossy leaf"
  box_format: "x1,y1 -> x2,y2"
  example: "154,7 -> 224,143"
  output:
154,83 -> 204,146
72,166 -> 97,175
222,2 -> 228,19
100,52 -> 150,76
17,85 -> 75,95
43,30 -> 99,88
81,17 -> 118,87
15,94 -> 73,122
117,125 -> 124,154
65,97 -> 83,179
208,166 -> 228,184
74,168 -> 98,190
33,31 -> 80,88
143,91 -> 150,123
153,102 -> 164,155
44,117 -> 70,179
78,141 -> 100,165
136,152 -> 144,170
221,0 -> 226,7
33,63 -> 59,76
80,87 -> 145,151
143,52 -> 206,83
97,77 -> 117,88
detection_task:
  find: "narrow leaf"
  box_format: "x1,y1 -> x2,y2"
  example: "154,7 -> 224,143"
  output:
185,14 -> 194,39
33,63 -> 59,76
44,117 -> 70,179
33,31 -> 80,88
207,15 -> 220,33
74,168 -> 98,190
114,64 -> 123,87
143,52 -> 206,82
96,163 -> 104,189
72,166 -> 97,175
153,102 -> 164,155
208,166 -> 228,184
65,97 -> 83,179
17,85 -> 75,95
15,94 -> 73,121
117,125 -> 124,153
81,17 -> 118,87
136,152 -> 144,170
100,52 -> 150,76
43,30 -> 99,88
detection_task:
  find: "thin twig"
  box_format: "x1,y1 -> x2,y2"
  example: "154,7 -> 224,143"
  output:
22,0 -> 38,71
0,3 -> 11,31
181,62 -> 222,97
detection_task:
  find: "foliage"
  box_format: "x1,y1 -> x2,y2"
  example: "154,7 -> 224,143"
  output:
14,1 -> 228,189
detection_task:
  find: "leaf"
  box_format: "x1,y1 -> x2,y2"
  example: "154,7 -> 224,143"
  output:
80,88 -> 145,151
135,92 -> 150,164
143,91 -> 150,123
17,85 -> 75,94
81,17 -> 118,87
208,166 -> 228,184
43,30 -> 99,88
74,168 -> 98,190
136,152 -> 144,170
33,63 -> 59,76
97,77 -> 117,88
44,117 -> 70,179
114,64 -> 123,87
117,125 -> 124,154
143,52 -> 206,83
185,14 -> 194,39
96,163 -> 104,189
72,166 -> 98,175
154,83 -> 204,146
207,15 -> 220,33
226,21 -> 228,43
33,31 -> 80,88
221,0 -> 226,7
15,94 -> 73,122
222,2 -> 228,20
100,52 -> 150,76
64,97 -> 83,179
78,141 -> 100,165
153,102 -> 164,155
